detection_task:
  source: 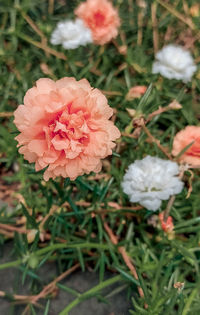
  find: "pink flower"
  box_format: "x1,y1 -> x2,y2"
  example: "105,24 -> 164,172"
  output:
75,0 -> 120,45
159,212 -> 174,233
14,77 -> 120,181
172,126 -> 200,167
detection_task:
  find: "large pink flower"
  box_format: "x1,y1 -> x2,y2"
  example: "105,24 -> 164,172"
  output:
14,78 -> 120,181
75,0 -> 120,45
172,126 -> 200,166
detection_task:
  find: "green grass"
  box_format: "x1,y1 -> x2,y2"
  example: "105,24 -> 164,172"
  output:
0,0 -> 200,314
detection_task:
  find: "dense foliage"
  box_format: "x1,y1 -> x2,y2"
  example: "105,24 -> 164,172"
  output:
0,0 -> 200,314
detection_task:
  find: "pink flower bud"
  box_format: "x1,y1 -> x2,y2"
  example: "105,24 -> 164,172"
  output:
126,86 -> 147,101
159,212 -> 174,233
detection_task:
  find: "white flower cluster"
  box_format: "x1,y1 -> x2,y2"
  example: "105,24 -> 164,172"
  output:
50,19 -> 93,49
152,44 -> 197,83
122,156 -> 184,211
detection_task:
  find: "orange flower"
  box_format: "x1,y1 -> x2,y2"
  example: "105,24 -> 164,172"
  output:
14,78 -> 120,181
158,212 -> 174,233
172,126 -> 200,167
75,0 -> 120,45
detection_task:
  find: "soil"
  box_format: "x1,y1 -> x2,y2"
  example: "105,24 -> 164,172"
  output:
0,204 -> 131,315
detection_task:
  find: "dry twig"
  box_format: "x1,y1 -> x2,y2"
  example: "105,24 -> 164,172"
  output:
142,124 -> 172,160
0,264 -> 80,306
0,112 -> 13,118
151,2 -> 159,54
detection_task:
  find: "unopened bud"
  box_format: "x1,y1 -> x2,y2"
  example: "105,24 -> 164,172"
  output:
159,212 -> 175,240
137,0 -> 147,9
126,108 -> 136,117
28,254 -> 39,269
27,229 -> 38,244
190,4 -> 200,17
174,282 -> 184,292
119,45 -> 127,55
126,86 -> 147,101
169,100 -> 182,110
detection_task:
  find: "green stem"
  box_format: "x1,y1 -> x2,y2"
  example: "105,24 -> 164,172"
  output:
0,243 -> 111,270
182,288 -> 198,315
35,242 -> 110,256
59,274 -> 123,315
163,195 -> 176,221
0,259 -> 21,270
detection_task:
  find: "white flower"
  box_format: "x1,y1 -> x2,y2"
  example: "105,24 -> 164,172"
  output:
122,156 -> 184,211
50,18 -> 93,49
152,44 -> 197,83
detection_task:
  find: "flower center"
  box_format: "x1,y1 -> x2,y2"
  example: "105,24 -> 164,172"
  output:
44,109 -> 90,159
94,11 -> 105,27
142,187 -> 162,193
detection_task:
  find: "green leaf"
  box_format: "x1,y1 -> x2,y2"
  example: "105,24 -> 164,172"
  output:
115,266 -> 140,287
20,203 -> 38,229
137,83 -> 153,112
44,300 -> 50,315
174,141 -> 195,160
